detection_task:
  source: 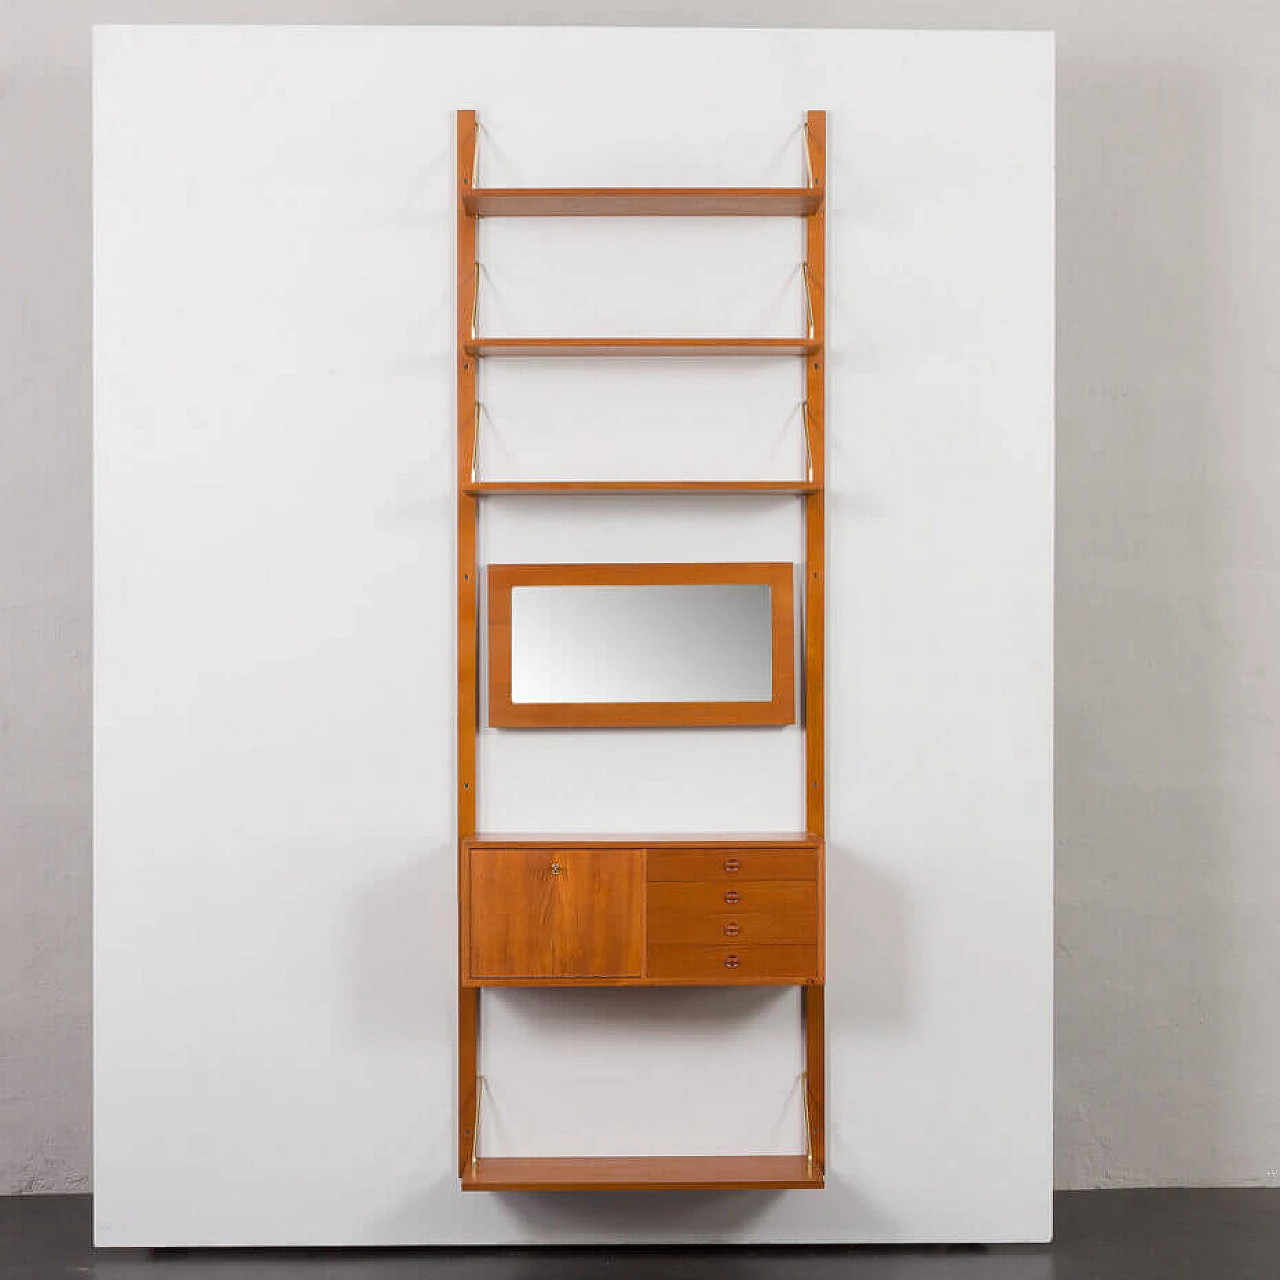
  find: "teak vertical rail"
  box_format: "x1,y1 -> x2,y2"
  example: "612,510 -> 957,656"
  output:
802,108 -> 826,1174
457,109 -> 479,1176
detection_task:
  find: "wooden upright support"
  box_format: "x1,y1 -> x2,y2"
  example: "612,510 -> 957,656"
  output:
802,108 -> 827,1175
457,108 -> 480,1177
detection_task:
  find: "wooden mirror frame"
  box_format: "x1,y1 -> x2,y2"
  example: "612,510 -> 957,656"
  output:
487,562 -> 795,729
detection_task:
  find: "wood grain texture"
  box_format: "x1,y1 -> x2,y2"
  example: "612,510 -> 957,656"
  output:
646,850 -> 818,882
487,561 -> 795,729
803,109 -> 826,847
647,944 -> 819,985
647,881 -> 818,946
463,1154 -> 822,1191
646,879 -> 819,914
802,109 -> 827,1174
456,107 -> 480,1177
462,186 -> 823,217
461,841 -> 823,988
462,479 -> 819,495
467,848 -> 645,980
647,903 -> 818,946
464,833 -> 820,850
464,337 -> 819,359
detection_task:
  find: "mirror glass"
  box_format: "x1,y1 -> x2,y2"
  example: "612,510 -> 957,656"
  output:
510,583 -> 774,704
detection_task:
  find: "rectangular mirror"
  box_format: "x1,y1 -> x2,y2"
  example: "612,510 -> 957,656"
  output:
488,562 -> 795,728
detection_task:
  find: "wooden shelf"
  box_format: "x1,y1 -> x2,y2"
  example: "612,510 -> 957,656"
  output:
462,1154 -> 822,1192
463,186 -> 823,218
462,480 -> 819,496
464,337 -> 819,359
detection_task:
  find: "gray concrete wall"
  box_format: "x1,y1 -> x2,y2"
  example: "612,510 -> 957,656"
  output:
3,1 -> 1278,1193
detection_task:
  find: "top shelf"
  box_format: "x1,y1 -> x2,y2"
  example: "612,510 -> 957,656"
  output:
461,186 -> 823,218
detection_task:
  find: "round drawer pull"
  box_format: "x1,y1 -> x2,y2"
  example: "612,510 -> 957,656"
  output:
723,890 -> 740,905
723,858 -> 741,873
723,922 -> 740,937
724,954 -> 741,969
550,862 -> 562,875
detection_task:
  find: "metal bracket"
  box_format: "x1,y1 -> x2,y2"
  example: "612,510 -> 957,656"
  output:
801,263 -> 816,341
800,401 -> 815,484
801,1071 -> 814,1169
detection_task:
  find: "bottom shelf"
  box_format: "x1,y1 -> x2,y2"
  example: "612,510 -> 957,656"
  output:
462,1154 -> 822,1192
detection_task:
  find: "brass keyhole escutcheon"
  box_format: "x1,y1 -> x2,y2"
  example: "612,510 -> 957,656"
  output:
550,862 -> 562,876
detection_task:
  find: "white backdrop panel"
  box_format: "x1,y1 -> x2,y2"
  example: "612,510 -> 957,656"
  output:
94,25 -> 1053,1245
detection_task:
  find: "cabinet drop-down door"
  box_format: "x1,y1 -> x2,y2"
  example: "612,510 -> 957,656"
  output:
467,848 -> 645,981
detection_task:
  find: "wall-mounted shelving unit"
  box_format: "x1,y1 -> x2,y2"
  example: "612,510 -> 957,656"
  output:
456,109 -> 826,1192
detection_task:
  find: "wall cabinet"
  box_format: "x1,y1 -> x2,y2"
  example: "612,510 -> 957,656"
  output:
463,837 -> 823,987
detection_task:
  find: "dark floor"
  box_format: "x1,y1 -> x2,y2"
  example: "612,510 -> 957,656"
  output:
2,1191 -> 1277,1279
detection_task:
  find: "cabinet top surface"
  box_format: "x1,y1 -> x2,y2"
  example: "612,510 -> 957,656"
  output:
463,833 -> 822,850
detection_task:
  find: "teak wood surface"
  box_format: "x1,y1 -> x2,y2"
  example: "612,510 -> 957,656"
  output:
464,337 -> 819,359
648,880 -> 818,939
468,848 -> 645,980
463,833 -> 822,849
646,848 -> 818,881
457,109 -> 480,1178
463,1154 -> 822,1192
462,186 -> 823,217
801,108 -> 827,1171
460,841 -> 821,988
647,910 -> 818,947
646,943 -> 818,984
487,561 -> 795,729
456,109 -> 827,1189
462,479 -> 820,495
647,905 -> 818,946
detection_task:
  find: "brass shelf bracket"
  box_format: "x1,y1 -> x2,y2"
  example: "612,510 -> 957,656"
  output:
470,262 -> 481,342
801,263 -> 816,342
801,401 -> 816,484
470,402 -> 483,484
801,1071 -> 814,1170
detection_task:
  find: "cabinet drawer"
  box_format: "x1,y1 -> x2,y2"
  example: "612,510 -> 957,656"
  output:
647,944 -> 819,984
647,905 -> 817,946
648,880 -> 817,917
646,849 -> 818,883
